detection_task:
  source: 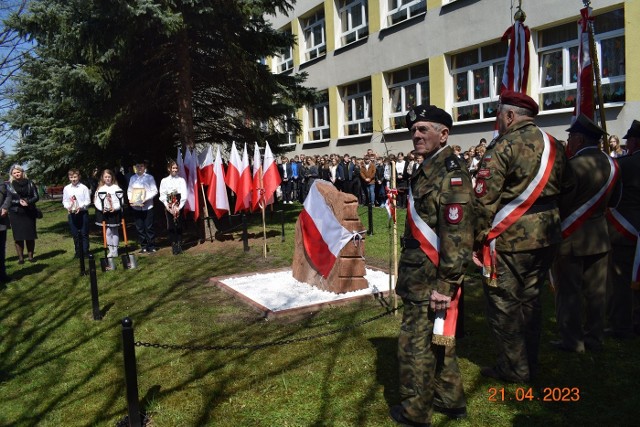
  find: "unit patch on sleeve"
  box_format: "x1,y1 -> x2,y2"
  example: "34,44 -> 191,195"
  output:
450,177 -> 463,186
477,168 -> 491,179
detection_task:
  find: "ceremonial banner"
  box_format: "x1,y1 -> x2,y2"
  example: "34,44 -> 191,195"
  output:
209,145 -> 230,219
574,7 -> 595,121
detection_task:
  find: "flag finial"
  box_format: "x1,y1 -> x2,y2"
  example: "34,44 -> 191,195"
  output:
514,1 -> 526,22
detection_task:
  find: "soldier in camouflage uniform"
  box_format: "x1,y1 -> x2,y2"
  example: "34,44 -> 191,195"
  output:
390,105 -> 474,427
473,91 -> 567,383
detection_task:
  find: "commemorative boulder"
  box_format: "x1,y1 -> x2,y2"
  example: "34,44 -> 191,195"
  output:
292,180 -> 368,293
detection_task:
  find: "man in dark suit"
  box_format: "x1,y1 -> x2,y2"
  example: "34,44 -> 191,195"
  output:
551,114 -> 620,352
336,154 -> 353,194
278,156 -> 292,204
606,119 -> 640,338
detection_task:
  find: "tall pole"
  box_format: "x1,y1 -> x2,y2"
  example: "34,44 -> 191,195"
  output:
584,3 -> 608,150
391,161 -> 398,314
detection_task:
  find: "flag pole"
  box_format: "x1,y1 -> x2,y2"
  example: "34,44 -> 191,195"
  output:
200,183 -> 214,242
583,0 -> 608,150
391,160 -> 398,315
260,169 -> 267,258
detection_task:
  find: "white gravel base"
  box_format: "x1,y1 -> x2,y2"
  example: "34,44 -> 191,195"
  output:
221,268 -> 393,312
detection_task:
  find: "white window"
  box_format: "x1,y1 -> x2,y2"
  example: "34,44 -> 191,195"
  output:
276,29 -> 293,73
342,80 -> 372,136
302,10 -> 326,62
451,42 -> 506,122
388,63 -> 429,130
338,0 -> 368,46
386,0 -> 425,27
308,91 -> 330,141
538,9 -> 624,112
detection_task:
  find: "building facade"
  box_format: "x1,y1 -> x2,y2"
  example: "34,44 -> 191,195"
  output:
267,0 -> 638,157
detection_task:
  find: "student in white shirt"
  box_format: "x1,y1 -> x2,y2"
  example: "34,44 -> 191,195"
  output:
94,169 -> 123,257
62,168 -> 92,258
159,161 -> 187,255
127,160 -> 158,253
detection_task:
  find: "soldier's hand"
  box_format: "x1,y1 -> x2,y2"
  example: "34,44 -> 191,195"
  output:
472,251 -> 483,268
430,290 -> 451,311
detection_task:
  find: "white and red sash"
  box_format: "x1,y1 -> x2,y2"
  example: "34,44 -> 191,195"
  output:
561,151 -> 618,238
406,186 -> 440,267
482,129 -> 557,285
406,186 -> 464,345
606,208 -> 640,288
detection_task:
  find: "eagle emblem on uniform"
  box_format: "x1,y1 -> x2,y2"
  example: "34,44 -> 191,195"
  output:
474,180 -> 486,197
409,110 -> 417,122
446,204 -> 463,224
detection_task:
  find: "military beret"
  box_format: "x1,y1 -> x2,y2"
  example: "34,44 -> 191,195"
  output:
566,114 -> 605,140
406,104 -> 453,131
622,119 -> 640,139
499,90 -> 539,116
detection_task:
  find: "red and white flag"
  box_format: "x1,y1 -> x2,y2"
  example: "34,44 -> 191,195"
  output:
197,144 -> 214,184
262,141 -> 281,206
573,7 -> 595,122
251,142 -> 263,212
225,142 -> 241,195
236,143 -> 252,212
494,19 -> 530,137
299,180 -> 361,278
500,19 -> 530,94
184,147 -> 200,220
208,145 -> 230,219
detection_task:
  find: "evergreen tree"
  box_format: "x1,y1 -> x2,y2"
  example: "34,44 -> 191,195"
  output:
4,0 -> 315,182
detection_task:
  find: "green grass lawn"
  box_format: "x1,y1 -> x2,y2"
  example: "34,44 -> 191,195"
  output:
1,200 -> 639,426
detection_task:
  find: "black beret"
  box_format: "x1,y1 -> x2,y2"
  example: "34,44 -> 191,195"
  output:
622,120 -> 640,139
566,114 -> 605,140
500,90 -> 539,116
406,105 -> 453,131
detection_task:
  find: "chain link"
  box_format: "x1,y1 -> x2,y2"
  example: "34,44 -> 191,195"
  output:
135,305 -> 402,352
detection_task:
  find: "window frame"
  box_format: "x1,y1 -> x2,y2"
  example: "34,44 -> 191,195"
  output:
276,29 -> 294,73
537,14 -> 625,112
342,80 -> 373,137
387,63 -> 430,130
385,0 -> 426,27
451,43 -> 506,123
308,92 -> 330,142
302,9 -> 326,62
338,0 -> 369,46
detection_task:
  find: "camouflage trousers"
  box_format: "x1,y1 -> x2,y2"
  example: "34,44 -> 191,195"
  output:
398,300 -> 466,424
484,247 -> 557,382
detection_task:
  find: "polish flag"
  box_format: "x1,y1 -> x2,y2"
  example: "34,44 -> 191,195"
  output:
251,142 -> 263,212
235,143 -> 252,212
573,7 -> 595,122
184,147 -> 200,220
299,180 -> 361,278
197,144 -> 214,184
225,142 -> 241,195
208,145 -> 230,219
262,141 -> 281,206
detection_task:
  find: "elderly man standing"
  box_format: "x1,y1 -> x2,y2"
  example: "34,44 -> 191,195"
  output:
390,105 -> 474,427
606,119 -> 640,339
473,91 -> 567,383
551,114 -> 619,352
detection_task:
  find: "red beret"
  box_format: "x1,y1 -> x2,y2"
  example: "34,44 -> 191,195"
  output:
500,90 -> 539,116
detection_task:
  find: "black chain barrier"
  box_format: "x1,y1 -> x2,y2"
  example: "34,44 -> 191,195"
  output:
135,305 -> 402,352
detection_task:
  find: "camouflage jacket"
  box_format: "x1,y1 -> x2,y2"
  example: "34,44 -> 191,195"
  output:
473,120 -> 567,252
396,145 -> 475,302
608,151 -> 640,247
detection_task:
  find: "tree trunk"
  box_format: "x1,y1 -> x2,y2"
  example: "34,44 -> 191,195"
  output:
175,28 -> 195,151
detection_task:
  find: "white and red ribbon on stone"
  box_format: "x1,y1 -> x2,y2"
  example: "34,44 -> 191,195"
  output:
606,208 -> 640,288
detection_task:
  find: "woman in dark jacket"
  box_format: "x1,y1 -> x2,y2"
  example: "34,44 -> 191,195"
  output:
6,165 -> 39,264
